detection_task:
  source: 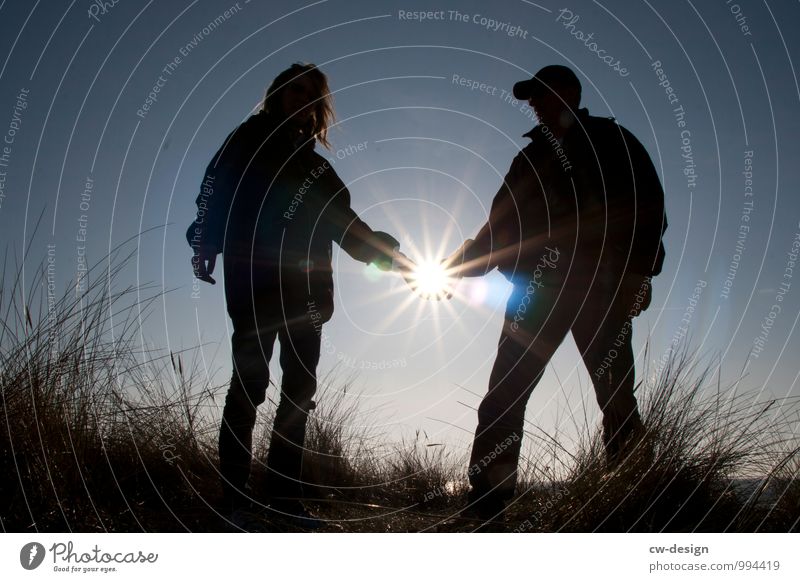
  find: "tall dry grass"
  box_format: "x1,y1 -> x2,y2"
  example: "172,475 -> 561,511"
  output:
507,350 -> 800,532
1,249 -> 797,532
0,249 -> 226,531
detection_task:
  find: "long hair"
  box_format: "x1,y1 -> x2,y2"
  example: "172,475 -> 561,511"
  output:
262,63 -> 335,149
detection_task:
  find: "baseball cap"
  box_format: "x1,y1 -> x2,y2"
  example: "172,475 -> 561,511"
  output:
512,65 -> 582,100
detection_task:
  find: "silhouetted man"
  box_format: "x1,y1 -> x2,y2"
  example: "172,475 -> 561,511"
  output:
446,65 -> 667,525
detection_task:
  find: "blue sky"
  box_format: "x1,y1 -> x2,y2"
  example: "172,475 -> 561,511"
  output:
1,0 -> 798,459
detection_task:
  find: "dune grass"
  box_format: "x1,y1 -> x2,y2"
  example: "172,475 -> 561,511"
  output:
507,351 -> 800,532
1,251 -> 798,532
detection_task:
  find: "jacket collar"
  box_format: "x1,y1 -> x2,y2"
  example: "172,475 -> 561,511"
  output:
258,110 -> 317,152
523,107 -> 591,139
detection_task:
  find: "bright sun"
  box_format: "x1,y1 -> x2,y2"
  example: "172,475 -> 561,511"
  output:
412,260 -> 450,298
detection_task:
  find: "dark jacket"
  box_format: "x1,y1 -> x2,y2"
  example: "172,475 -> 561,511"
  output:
457,108 -> 667,279
187,111 -> 396,319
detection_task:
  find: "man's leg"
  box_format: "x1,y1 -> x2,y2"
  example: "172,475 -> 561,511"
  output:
219,309 -> 278,507
467,283 -> 574,515
573,275 -> 644,466
264,314 -> 321,502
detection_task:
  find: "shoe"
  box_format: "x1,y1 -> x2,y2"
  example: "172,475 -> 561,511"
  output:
228,506 -> 278,533
267,499 -> 324,530
221,483 -> 255,513
460,503 -> 507,533
436,499 -> 507,533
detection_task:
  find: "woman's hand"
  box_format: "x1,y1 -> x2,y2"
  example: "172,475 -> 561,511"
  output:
192,245 -> 218,284
392,251 -> 417,291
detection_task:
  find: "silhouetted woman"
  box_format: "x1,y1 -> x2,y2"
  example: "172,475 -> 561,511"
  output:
188,63 -> 399,526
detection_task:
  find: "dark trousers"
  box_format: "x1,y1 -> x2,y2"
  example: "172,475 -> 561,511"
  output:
468,259 -> 646,508
219,294 -> 321,505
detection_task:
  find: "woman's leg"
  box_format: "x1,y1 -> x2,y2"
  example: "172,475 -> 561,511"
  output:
219,306 -> 278,507
264,312 -> 321,501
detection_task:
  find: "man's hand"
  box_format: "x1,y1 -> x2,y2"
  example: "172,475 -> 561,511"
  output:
437,246 -> 467,300
192,245 -> 218,284
394,251 -> 461,301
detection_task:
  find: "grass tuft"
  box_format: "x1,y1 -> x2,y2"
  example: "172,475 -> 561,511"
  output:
1,251 -> 797,532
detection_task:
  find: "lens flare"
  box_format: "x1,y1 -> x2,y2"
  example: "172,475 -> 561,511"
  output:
412,259 -> 450,298
466,279 -> 488,305
363,262 -> 384,282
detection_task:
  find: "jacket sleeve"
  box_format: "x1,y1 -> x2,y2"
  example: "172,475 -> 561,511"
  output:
325,174 -> 399,268
185,119 -> 257,253
454,150 -> 533,277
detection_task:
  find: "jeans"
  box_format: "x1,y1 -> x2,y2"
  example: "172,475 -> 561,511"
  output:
219,289 -> 321,505
468,257 -> 647,509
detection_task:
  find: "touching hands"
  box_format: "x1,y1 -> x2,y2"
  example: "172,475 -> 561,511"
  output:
393,250 -> 462,301
393,251 -> 419,293
440,246 -> 466,298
